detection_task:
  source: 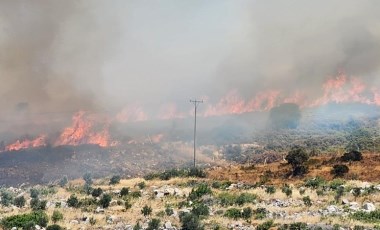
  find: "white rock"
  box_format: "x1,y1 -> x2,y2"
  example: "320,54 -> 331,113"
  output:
70,220 -> 79,225
35,225 -> 41,230
165,221 -> 172,229
363,202 -> 376,212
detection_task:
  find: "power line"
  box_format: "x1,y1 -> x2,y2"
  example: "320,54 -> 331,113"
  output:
190,99 -> 203,168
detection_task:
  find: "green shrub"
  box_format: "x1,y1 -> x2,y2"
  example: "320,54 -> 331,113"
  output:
47,224 -> 63,230
91,187 -> 103,197
165,206 -> 174,216
120,187 -> 129,197
236,193 -> 257,206
256,220 -> 274,230
191,203 -> 209,217
109,175 -> 121,185
130,191 -> 142,198
146,218 -> 160,230
59,176 -> 68,187
137,182 -> 146,189
30,198 -> 47,211
188,184 -> 212,201
14,196 -> 26,208
242,207 -> 253,220
83,173 -> 93,185
255,208 -> 267,220
224,208 -> 241,220
351,210 -> 380,223
281,185 -> 292,197
51,210 -> 63,223
180,213 -> 204,230
100,194 -> 112,208
30,188 -> 39,199
141,205 -> 153,217
304,177 -> 326,189
1,211 -> 48,229
265,186 -> 276,194
67,194 -> 79,208
302,196 -> 312,207
1,190 -> 13,207
341,150 -> 363,162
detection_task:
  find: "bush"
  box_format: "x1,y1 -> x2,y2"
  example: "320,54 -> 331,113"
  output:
331,164 -> 349,177
91,187 -> 103,197
257,220 -> 274,230
224,208 -> 241,220
67,194 -> 79,208
51,210 -> 63,223
110,175 -> 121,185
137,182 -> 146,189
188,167 -> 207,178
242,207 -> 253,220
165,207 -> 174,216
304,176 -> 326,189
83,173 -> 93,185
191,203 -> 209,217
265,186 -> 276,194
30,198 -> 47,211
14,196 -> 26,208
100,194 -> 112,208
286,147 -> 309,176
302,196 -> 312,207
130,191 -> 142,198
236,193 -> 257,206
341,150 -> 363,162
255,208 -> 268,219
120,187 -> 129,197
188,184 -> 212,201
281,185 -> 292,197
351,210 -> 380,223
180,213 -> 204,230
47,225 -> 63,230
141,205 -> 152,216
146,218 -> 160,230
1,211 -> 48,229
30,188 -> 39,199
352,187 -> 361,199
1,190 -> 13,207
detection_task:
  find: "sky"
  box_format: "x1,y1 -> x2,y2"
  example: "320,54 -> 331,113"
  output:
0,0 -> 380,123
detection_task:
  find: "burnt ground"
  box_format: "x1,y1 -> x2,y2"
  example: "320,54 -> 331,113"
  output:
0,143 -> 202,186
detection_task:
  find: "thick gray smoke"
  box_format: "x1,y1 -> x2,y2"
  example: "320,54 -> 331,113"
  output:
0,0 -> 380,129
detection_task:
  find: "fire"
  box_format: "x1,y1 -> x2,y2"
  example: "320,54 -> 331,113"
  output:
158,103 -> 186,120
116,105 -> 148,123
5,135 -> 46,151
55,111 -> 110,147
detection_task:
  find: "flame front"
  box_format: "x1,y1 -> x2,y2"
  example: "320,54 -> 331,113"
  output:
5,135 -> 46,151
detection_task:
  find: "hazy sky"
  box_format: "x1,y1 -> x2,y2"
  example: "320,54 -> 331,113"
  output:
0,0 -> 379,119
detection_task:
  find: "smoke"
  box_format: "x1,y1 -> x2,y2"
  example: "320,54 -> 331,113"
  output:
0,0 -> 380,130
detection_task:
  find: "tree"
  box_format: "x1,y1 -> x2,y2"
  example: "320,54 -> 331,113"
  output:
242,207 -> 253,220
83,173 -> 93,185
30,198 -> 47,211
352,187 -> 361,201
269,103 -> 301,129
286,147 -> 309,176
100,194 -> 112,208
51,210 -> 63,223
331,164 -> 349,177
109,175 -> 121,185
341,150 -> 363,162
180,213 -> 204,230
265,186 -> 276,194
91,188 -> 103,197
1,191 -> 13,207
146,218 -> 160,230
14,196 -> 26,208
30,188 -> 39,199
120,187 -> 129,197
141,205 -> 152,217
67,194 -> 79,208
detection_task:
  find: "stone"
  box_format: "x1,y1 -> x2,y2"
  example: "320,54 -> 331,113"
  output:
35,225 -> 41,230
95,206 -> 105,213
363,202 -> 376,212
70,220 -> 79,225
165,221 -> 172,229
342,199 -> 349,205
326,205 -> 339,214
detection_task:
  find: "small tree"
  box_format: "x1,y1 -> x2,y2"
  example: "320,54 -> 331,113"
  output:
180,213 -> 204,230
331,164 -> 349,177
83,173 -> 93,185
242,207 -> 253,220
51,210 -> 63,223
352,187 -> 361,201
141,205 -> 152,217
99,194 -> 112,208
109,175 -> 121,185
120,187 -> 129,197
1,191 -> 13,207
281,184 -> 292,197
286,147 -> 309,176
341,150 -> 363,162
14,196 -> 26,208
91,188 -> 103,197
146,218 -> 160,230
67,194 -> 79,208
47,225 -> 63,230
30,188 -> 39,199
303,196 -> 312,207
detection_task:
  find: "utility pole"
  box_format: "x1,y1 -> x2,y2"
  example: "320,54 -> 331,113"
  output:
190,99 -> 203,168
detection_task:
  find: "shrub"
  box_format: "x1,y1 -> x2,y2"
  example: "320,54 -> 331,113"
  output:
83,173 -> 93,185
133,222 -> 142,230
165,206 -> 174,216
188,167 -> 207,178
1,211 -> 48,229
109,175 -> 121,185
14,196 -> 26,208
289,222 -> 307,229
191,203 -> 209,217
180,213 -> 204,230
303,196 -> 312,207
89,217 -> 96,225
47,225 -> 63,230
224,208 -> 241,220
329,179 -> 345,190
265,186 -> 276,194
1,190 -> 13,207
67,194 -> 79,208
130,191 -> 142,198
351,210 -> 380,223
331,164 -> 349,177
281,185 -> 292,197
257,220 -> 274,230
286,147 -> 309,176
341,150 -> 363,162
141,205 -> 152,216
137,182 -> 146,189
124,199 -> 132,210
188,184 -> 212,201
236,193 -> 257,206
334,186 -> 345,203
255,208 -> 267,219
91,187 -> 103,197
30,188 -> 39,199
242,207 -> 253,220
30,198 -> 47,211
304,176 -> 326,189
146,218 -> 160,230
51,210 -> 63,223
120,187 -> 129,197
99,194 -> 112,208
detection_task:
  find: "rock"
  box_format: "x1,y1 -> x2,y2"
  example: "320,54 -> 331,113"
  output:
11,227 -> 17,230
349,202 -> 359,211
165,221 -> 172,229
342,199 -> 349,205
95,206 -> 105,213
363,202 -> 376,212
70,220 -> 79,225
35,225 -> 41,230
326,205 -> 339,214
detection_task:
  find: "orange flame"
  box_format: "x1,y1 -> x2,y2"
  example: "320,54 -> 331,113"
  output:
55,111 -> 110,147
116,105 -> 148,123
5,135 -> 46,151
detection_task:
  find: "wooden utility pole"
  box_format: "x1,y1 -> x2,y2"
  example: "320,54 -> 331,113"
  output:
190,99 -> 203,168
